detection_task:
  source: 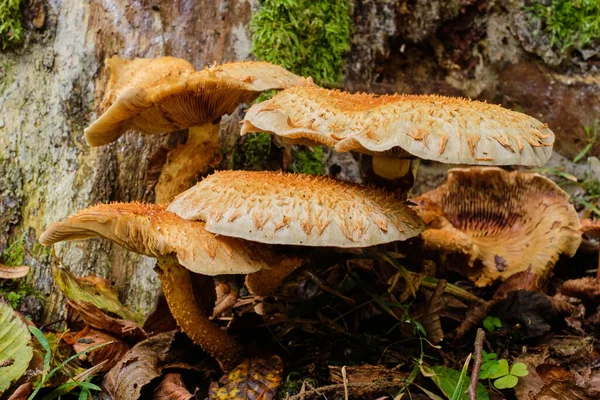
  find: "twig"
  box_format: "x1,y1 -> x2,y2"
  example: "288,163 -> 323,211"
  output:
468,328 -> 485,400
287,381 -> 404,400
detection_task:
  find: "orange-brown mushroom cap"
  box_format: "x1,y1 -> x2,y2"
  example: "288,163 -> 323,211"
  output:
582,219 -> 600,240
85,57 -> 313,147
39,203 -> 271,275
167,170 -> 425,248
411,167 -> 581,286
241,87 -> 554,166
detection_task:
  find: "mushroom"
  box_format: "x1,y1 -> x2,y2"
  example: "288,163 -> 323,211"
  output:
240,86 -> 554,195
39,202 -> 306,371
410,167 -> 581,286
167,170 -> 425,294
581,219 -> 600,278
85,56 -> 313,202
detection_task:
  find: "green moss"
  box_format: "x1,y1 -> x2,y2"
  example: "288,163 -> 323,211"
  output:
528,0 -> 600,51
1,235 -> 25,266
250,0 -> 353,86
0,60 -> 15,96
240,132 -> 273,171
291,146 -> 325,175
0,0 -> 23,49
277,373 -> 319,399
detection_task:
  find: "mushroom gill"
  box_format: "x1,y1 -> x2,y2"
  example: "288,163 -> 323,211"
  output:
411,167 -> 581,286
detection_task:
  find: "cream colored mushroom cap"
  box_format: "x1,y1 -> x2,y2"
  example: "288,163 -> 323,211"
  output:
241,87 -> 554,166
85,57 -> 313,147
411,167 -> 581,286
167,170 -> 425,248
39,203 -> 267,275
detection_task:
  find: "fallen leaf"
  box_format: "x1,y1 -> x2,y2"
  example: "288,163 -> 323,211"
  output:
53,264 -> 144,324
6,382 -> 32,400
209,355 -> 284,400
492,270 -> 539,300
67,328 -> 130,372
68,300 -> 147,341
103,332 -> 177,400
153,373 -> 193,400
103,331 -> 203,400
0,301 -> 34,395
212,281 -> 239,319
415,280 -> 446,344
0,264 -> 30,279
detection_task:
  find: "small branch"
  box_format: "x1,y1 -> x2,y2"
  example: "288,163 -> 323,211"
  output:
287,381 -> 404,400
468,328 -> 485,400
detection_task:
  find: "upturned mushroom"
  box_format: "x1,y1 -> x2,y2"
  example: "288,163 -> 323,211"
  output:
241,86 -> 555,194
85,56 -> 313,202
410,167 -> 581,286
39,202 -> 306,371
167,170 -> 425,294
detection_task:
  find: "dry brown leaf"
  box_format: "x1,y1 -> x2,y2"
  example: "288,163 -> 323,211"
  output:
208,355 -> 284,400
0,264 -> 30,279
416,280 -> 446,344
153,373 -> 193,400
212,282 -> 239,319
6,382 -> 32,400
103,331 -> 204,400
68,300 -> 147,341
454,300 -> 495,341
493,270 -> 540,300
68,328 -> 130,372
103,331 -> 177,400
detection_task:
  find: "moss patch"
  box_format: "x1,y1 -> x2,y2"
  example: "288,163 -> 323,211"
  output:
238,132 -> 274,171
1,235 -> 25,266
250,0 -> 353,86
291,146 -> 325,175
0,0 -> 23,48
528,0 -> 600,51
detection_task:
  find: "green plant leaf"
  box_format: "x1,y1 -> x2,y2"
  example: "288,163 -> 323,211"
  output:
492,317 -> 501,328
510,363 -> 529,377
451,354 -> 471,400
421,364 -> 489,400
493,374 -> 518,389
0,301 -> 34,395
488,359 -> 509,379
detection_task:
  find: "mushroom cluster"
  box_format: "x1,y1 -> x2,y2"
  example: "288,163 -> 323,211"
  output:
39,54 -> 584,374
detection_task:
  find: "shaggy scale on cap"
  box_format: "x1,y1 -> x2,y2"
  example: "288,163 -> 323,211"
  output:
411,167 -> 581,286
39,202 -> 268,275
85,57 -> 313,146
241,86 -> 554,166
167,170 -> 425,248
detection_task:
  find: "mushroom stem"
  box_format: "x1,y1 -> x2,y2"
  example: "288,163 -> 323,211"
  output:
155,258 -> 242,371
155,122 -> 222,203
245,261 -> 305,296
369,156 -> 418,197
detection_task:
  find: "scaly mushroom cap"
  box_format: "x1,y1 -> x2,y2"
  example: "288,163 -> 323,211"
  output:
167,170 -> 425,248
241,87 -> 554,166
85,57 -> 313,146
411,167 -> 581,286
39,203 -> 271,275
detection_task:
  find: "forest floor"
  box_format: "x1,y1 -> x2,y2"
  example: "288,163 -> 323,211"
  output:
1,156 -> 600,400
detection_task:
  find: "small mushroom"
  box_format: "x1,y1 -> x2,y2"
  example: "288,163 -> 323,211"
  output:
411,167 -> 581,286
241,87 -> 555,195
85,57 -> 313,202
167,170 -> 425,294
581,219 -> 600,279
39,202 -> 305,371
